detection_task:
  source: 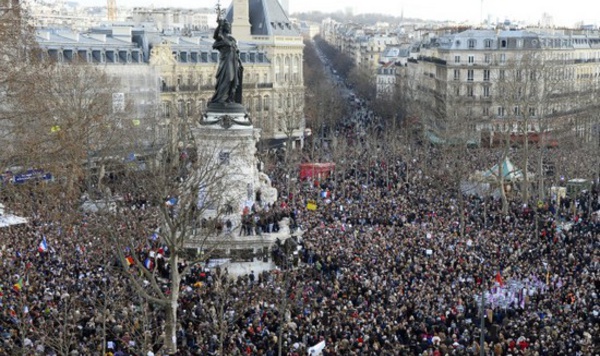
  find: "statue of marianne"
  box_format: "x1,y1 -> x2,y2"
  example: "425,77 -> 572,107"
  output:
209,18 -> 244,106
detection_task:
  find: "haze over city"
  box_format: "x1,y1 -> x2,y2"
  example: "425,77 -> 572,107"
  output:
69,0 -> 599,27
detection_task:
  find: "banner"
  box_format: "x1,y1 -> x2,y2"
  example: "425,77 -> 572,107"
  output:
307,340 -> 325,355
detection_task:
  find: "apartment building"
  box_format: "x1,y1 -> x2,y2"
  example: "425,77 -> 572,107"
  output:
34,0 -> 306,148
411,29 -> 600,142
320,18 -> 403,73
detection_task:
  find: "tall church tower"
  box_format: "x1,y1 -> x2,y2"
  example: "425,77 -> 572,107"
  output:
231,0 -> 251,42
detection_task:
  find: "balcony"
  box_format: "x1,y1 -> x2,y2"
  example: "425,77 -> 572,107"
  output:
418,55 -> 447,66
178,84 -> 199,92
242,82 -> 274,89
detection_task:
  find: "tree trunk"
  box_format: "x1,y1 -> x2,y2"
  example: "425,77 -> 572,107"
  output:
458,187 -> 466,237
165,253 -> 180,354
523,137 -> 530,202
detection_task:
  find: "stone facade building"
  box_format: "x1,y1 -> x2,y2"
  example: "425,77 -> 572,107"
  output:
34,0 -> 305,149
411,29 -> 600,143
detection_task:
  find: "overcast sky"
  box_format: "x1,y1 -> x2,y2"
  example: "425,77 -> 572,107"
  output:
77,0 -> 598,27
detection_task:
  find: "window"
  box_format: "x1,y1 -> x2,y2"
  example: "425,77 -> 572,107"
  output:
483,69 -> 490,81
499,69 -> 506,80
263,96 -> 270,111
517,39 -> 523,48
499,53 -> 506,63
483,86 -> 490,97
466,85 -> 474,97
255,97 -> 262,112
218,152 -> 230,165
501,39 -> 507,48
516,70 -> 522,81
468,39 -> 476,48
468,55 -> 474,64
454,55 -> 460,63
515,87 -> 523,99
529,107 -> 536,116
162,102 -> 171,118
177,100 -> 184,117
484,54 -> 491,63
484,39 -> 493,48
514,106 -> 520,116
453,69 -> 460,80
497,107 -> 505,117
275,57 -> 282,82
483,106 -> 490,116
467,69 -> 474,81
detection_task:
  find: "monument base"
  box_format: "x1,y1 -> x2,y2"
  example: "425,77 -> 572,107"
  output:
186,108 -> 283,275
184,219 -> 291,277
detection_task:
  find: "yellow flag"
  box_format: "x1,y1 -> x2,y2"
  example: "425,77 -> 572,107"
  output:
306,200 -> 317,211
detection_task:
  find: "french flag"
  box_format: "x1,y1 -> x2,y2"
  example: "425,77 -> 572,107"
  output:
144,258 -> 154,270
38,236 -> 48,253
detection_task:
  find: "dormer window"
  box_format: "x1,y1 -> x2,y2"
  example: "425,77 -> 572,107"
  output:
468,39 -> 476,48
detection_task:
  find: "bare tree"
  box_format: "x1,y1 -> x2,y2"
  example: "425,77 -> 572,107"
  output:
347,66 -> 376,103
2,61 -> 128,198
97,123 -> 247,354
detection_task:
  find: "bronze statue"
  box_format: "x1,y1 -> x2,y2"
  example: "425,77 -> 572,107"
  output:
209,17 -> 243,107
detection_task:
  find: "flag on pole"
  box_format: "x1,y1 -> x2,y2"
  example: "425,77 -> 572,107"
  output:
144,258 -> 154,270
495,271 -> 504,287
38,236 -> 48,253
125,256 -> 135,266
13,277 -> 23,292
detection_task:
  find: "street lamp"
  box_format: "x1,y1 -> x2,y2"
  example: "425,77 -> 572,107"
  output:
470,252 -> 486,356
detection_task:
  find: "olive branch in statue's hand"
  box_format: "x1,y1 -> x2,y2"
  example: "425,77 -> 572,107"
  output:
215,0 -> 225,22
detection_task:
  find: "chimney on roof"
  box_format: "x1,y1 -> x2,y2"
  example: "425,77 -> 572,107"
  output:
231,0 -> 251,41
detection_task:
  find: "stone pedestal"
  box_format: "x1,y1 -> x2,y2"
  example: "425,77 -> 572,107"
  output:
185,106 -> 285,272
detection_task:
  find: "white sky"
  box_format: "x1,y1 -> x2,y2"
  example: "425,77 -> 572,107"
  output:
76,0 -> 598,27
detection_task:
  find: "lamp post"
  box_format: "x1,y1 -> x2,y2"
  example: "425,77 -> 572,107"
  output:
470,252 -> 486,356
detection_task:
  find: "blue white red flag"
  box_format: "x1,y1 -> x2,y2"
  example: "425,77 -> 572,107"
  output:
38,236 -> 48,253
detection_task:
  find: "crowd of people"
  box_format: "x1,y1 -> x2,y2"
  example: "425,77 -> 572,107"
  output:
1,125 -> 599,356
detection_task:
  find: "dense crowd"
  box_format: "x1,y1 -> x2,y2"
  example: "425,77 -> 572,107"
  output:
1,139 -> 599,356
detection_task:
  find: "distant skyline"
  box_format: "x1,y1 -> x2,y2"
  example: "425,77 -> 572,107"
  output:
72,0 -> 598,27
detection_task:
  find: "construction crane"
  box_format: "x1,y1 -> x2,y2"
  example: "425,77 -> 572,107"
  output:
107,0 -> 116,21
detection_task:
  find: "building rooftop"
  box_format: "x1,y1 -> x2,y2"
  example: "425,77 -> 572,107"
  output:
226,0 -> 299,37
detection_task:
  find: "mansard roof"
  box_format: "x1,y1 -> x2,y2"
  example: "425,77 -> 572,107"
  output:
35,29 -> 141,48
225,0 -> 299,37
35,25 -> 271,65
